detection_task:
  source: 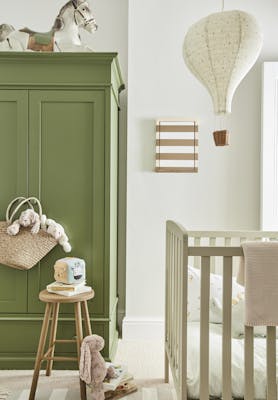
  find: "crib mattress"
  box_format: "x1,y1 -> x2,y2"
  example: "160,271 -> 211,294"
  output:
187,322 -> 275,399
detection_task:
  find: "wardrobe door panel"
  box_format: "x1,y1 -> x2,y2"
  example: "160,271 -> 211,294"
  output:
0,90 -> 28,313
27,90 -> 106,315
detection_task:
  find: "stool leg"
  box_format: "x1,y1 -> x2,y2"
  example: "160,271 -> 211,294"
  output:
75,302 -> 87,400
46,302 -> 60,377
29,302 -> 52,400
81,301 -> 92,336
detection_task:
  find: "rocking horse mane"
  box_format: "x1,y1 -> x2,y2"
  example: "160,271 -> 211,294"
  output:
52,1 -> 75,31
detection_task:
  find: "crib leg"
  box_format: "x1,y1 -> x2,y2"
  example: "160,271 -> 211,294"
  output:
165,350 -> 169,383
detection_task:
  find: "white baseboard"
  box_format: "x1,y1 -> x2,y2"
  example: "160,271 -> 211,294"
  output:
122,317 -> 164,340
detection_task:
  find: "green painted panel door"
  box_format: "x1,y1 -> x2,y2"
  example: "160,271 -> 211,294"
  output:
27,90 -> 106,315
0,90 -> 28,313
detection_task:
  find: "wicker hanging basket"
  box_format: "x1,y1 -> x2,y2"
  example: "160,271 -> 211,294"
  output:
0,197 -> 57,270
213,130 -> 229,146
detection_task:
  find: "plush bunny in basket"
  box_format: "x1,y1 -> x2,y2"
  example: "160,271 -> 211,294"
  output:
0,196 -> 71,270
7,208 -> 41,236
6,197 -> 71,252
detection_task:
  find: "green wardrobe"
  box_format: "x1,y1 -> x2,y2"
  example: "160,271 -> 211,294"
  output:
0,52 -> 124,368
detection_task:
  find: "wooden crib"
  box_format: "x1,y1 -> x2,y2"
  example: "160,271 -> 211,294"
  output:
165,220 -> 278,400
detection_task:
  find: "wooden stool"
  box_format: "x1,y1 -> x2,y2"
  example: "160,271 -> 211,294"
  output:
29,289 -> 95,400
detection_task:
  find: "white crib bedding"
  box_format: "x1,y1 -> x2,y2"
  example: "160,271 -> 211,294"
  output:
187,322 -> 275,399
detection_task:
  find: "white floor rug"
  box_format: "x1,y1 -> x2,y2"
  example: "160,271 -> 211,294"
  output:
1,379 -> 175,400
0,387 -> 10,400
0,340 -> 175,399
0,372 -> 175,400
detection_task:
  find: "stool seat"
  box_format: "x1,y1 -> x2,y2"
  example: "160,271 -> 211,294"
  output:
39,289 -> 95,303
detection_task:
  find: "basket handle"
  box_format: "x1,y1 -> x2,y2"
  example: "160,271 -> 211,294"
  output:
6,197 -> 34,223
6,197 -> 43,224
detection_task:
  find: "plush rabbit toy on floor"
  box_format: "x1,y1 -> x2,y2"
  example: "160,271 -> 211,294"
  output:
79,335 -> 117,400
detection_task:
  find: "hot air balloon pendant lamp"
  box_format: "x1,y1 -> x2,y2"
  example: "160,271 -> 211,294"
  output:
183,0 -> 263,146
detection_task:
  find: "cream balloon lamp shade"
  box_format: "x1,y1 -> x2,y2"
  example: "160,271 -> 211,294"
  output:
183,10 -> 263,145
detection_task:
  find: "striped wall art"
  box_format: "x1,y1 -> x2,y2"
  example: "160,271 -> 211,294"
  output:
155,120 -> 198,173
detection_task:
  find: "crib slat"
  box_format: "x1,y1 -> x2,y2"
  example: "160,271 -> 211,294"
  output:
181,235 -> 188,400
222,256 -> 232,400
245,326 -> 254,400
194,237 -> 201,268
209,237 -> 216,273
200,256 -> 210,400
267,326 -> 277,400
194,237 -> 201,246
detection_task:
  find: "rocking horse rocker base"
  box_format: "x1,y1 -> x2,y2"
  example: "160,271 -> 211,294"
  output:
0,0 -> 98,52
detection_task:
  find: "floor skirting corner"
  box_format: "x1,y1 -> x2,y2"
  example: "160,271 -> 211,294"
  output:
122,317 -> 164,340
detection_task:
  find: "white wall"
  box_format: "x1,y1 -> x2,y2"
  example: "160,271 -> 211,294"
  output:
124,0 -> 278,339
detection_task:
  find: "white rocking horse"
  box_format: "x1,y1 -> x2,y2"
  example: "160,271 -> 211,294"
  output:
0,0 -> 98,52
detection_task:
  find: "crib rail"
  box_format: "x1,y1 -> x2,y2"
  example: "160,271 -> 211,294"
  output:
189,230 -> 278,273
165,221 -> 278,400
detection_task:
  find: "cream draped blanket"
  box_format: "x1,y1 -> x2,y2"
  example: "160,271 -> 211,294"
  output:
238,241 -> 278,326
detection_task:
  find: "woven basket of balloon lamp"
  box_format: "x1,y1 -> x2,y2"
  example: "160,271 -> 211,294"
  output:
213,130 -> 229,146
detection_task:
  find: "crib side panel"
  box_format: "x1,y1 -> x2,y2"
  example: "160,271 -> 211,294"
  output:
190,246 -> 238,400
189,245 -> 278,400
165,221 -> 188,400
166,223 -> 278,400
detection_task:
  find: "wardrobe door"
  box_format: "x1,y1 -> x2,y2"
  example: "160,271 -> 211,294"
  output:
27,90 -> 106,315
0,90 -> 28,313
